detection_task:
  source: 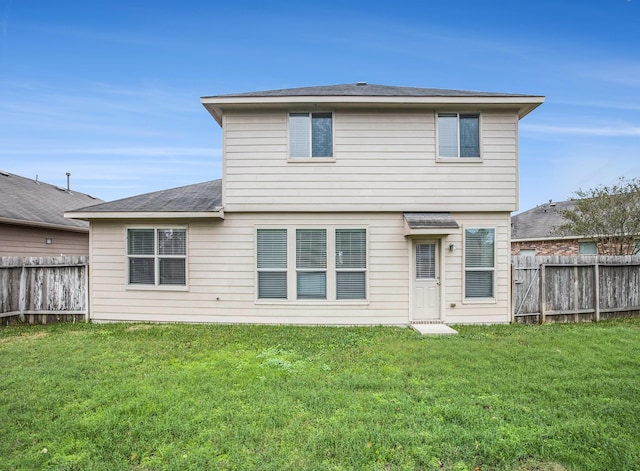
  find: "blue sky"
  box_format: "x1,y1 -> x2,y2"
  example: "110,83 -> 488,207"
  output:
1,0 -> 639,212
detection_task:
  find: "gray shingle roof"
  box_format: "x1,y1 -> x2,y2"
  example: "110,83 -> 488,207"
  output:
0,171 -> 103,230
511,200 -> 576,240
204,83 -> 536,99
72,179 -> 222,213
404,212 -> 460,229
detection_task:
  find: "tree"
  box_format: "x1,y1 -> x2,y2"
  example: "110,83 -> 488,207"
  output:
559,177 -> 640,255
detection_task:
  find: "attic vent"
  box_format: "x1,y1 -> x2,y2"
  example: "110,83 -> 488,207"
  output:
0,170 -> 9,177
356,81 -> 367,86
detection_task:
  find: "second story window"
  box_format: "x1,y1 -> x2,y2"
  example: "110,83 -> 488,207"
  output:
438,113 -> 480,158
289,112 -> 333,158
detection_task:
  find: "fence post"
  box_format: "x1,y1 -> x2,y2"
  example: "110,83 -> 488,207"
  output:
594,261 -> 600,322
540,264 -> 546,324
18,265 -> 27,323
511,263 -> 515,323
573,265 -> 579,323
84,263 -> 90,322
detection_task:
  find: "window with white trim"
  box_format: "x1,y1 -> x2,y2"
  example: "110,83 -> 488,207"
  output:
464,228 -> 495,298
336,229 -> 367,299
127,228 -> 186,286
438,113 -> 480,158
289,112 -> 333,158
256,228 -> 367,301
257,229 -> 288,299
296,229 -> 327,299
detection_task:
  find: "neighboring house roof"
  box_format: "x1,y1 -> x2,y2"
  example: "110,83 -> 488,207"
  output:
0,171 -> 102,232
511,200 -> 577,241
66,179 -> 223,220
202,82 -> 545,125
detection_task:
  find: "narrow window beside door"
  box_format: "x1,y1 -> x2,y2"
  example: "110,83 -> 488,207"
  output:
464,228 -> 495,298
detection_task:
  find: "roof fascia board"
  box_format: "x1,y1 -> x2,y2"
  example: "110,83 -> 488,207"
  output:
202,95 -> 544,121
201,95 -> 545,107
65,210 -> 224,220
0,216 -> 89,233
403,225 -> 460,236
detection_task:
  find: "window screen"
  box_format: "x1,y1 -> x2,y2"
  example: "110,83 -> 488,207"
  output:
289,112 -> 332,158
438,113 -> 479,158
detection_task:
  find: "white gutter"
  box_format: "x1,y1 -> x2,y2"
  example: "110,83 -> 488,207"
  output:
64,210 -> 224,220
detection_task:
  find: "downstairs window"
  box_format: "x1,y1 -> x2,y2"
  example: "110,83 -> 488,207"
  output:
127,228 -> 186,286
464,228 -> 495,299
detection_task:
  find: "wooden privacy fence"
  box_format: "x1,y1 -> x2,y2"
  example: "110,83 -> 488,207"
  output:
0,256 -> 88,325
512,255 -> 640,323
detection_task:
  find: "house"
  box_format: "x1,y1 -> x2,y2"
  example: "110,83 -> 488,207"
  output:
0,171 -> 102,256
512,200 -> 598,256
512,199 -> 640,256
66,83 -> 544,325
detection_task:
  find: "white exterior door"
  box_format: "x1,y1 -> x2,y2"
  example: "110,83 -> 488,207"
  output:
412,241 -> 440,321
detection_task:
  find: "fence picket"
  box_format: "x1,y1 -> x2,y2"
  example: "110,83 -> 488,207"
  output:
512,255 -> 640,323
0,256 -> 88,325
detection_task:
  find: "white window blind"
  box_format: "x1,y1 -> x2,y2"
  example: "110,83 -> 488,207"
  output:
464,228 -> 495,298
296,229 -> 327,299
289,112 -> 332,158
256,227 -> 367,302
415,243 -> 436,279
127,228 -> 186,286
438,113 -> 459,157
289,113 -> 310,158
257,229 -> 287,299
438,113 -> 480,158
335,229 -> 366,299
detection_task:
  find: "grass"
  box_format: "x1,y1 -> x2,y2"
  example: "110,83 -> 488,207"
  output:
0,320 -> 639,470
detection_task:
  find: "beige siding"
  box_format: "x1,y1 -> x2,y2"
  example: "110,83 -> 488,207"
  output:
0,223 -> 89,256
88,212 -> 511,325
440,212 -> 512,324
222,109 -> 519,212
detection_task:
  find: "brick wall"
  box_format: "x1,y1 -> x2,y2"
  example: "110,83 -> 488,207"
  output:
511,239 -> 579,256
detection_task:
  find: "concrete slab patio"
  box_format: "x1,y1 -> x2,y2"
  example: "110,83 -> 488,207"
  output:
410,323 -> 458,335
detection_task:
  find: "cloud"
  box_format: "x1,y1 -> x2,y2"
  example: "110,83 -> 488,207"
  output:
521,123 -> 640,137
1,146 -> 220,157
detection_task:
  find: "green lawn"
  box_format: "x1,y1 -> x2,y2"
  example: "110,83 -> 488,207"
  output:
1,320 -> 639,471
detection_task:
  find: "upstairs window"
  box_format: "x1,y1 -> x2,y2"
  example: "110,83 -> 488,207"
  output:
289,112 -> 333,158
127,228 -> 186,286
438,113 -> 480,158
